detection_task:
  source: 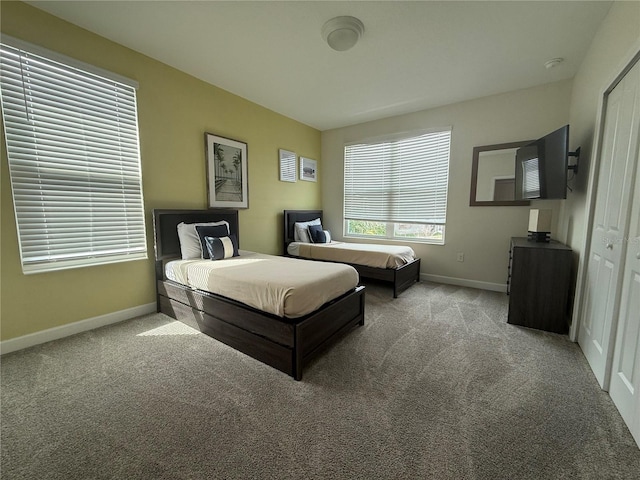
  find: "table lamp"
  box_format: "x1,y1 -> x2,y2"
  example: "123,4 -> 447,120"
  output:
528,209 -> 552,242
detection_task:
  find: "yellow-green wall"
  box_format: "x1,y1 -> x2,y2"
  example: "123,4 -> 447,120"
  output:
0,2 -> 321,340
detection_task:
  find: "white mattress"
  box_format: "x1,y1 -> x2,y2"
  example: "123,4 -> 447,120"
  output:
165,250 -> 359,318
287,241 -> 416,269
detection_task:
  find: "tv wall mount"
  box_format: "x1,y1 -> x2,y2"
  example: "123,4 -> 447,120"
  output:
568,147 -> 581,174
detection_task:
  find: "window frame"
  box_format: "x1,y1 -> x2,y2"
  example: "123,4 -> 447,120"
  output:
0,36 -> 147,274
343,128 -> 452,245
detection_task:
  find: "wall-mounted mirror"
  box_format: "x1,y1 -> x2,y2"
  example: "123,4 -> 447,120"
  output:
470,141 -> 533,206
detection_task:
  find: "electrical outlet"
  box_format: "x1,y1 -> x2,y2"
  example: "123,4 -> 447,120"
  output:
457,252 -> 464,262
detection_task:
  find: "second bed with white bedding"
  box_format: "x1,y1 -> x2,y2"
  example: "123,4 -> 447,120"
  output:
287,241 -> 416,269
283,209 -> 421,298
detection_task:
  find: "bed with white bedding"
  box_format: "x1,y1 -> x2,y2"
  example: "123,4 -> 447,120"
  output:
286,241 -> 416,269
164,251 -> 359,318
283,210 -> 421,298
153,209 -> 365,380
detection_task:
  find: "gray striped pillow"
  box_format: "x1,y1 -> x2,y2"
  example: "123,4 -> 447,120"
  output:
195,224 -> 232,259
203,234 -> 239,260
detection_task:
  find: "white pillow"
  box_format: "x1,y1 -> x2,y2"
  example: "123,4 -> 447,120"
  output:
294,218 -> 321,243
177,221 -> 230,259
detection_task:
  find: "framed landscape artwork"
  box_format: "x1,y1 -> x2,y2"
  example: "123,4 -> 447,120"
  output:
205,133 -> 248,208
300,157 -> 317,182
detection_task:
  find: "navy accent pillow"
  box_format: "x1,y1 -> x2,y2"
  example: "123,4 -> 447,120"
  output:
308,224 -> 328,243
195,224 -> 231,259
204,235 -> 239,260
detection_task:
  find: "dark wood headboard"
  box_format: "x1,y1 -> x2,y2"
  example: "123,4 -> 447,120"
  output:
283,209 -> 323,253
153,209 -> 240,261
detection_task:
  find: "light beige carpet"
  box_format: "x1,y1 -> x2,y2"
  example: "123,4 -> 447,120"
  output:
2,281 -> 639,479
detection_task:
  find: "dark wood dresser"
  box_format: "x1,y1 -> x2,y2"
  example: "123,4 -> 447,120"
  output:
507,237 -> 572,334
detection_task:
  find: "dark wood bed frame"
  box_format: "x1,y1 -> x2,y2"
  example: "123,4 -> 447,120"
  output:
153,209 -> 365,381
283,210 -> 421,298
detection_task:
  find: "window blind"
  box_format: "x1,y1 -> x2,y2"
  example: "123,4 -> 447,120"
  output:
344,129 -> 451,225
0,41 -> 147,273
522,157 -> 541,198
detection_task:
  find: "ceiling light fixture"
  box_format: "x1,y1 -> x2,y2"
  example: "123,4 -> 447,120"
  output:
321,16 -> 364,52
544,57 -> 564,69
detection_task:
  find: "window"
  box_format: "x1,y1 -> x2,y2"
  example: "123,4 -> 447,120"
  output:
343,128 -> 451,244
0,37 -> 147,274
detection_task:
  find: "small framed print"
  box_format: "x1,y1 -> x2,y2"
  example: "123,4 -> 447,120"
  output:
300,157 -> 317,182
205,132 -> 248,208
279,149 -> 297,182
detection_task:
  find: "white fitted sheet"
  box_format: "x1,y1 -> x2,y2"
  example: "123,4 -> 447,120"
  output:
165,250 -> 359,318
287,241 -> 416,269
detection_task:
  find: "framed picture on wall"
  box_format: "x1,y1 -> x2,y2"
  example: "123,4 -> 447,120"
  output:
279,149 -> 297,182
205,132 -> 248,208
300,157 -> 317,182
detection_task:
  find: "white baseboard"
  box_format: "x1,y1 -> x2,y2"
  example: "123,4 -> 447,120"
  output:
1,277 -> 503,355
420,273 -> 507,293
0,302 -> 157,355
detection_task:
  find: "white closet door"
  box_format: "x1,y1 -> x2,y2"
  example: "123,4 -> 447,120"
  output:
609,59 -> 640,445
579,59 -> 640,388
609,159 -> 640,446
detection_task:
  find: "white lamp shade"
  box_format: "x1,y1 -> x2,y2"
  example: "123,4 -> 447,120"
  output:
528,209 -> 552,232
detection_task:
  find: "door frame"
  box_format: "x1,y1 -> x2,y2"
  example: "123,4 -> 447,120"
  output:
570,45 -> 640,383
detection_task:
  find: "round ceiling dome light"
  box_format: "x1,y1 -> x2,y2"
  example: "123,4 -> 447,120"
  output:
321,16 -> 364,52
544,57 -> 564,69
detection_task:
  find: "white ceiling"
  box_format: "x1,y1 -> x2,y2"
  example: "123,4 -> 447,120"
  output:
25,1 -> 613,131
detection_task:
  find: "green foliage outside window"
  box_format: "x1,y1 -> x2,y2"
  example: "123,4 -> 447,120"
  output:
347,220 -> 444,242
347,221 -> 386,236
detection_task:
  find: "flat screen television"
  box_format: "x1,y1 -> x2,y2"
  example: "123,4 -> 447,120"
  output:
515,125 -> 569,200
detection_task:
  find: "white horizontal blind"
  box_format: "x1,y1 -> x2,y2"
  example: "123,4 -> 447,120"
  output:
522,157 -> 541,198
0,42 -> 147,273
344,129 -> 451,224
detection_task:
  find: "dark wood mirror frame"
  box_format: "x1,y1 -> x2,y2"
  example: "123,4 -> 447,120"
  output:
470,140 -> 533,206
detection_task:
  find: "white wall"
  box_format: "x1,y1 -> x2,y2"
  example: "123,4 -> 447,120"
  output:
476,149 -> 518,201
558,1 -> 640,255
554,1 -> 639,338
322,80 -> 572,289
